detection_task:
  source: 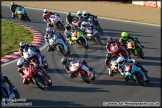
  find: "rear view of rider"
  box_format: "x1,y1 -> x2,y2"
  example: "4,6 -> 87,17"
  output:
66,12 -> 75,24
42,9 -> 60,24
61,57 -> 93,78
10,2 -> 24,18
116,56 -> 148,81
106,37 -> 130,58
64,24 -> 75,40
119,31 -> 144,48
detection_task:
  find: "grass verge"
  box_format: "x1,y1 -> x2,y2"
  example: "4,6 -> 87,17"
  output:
1,19 -> 33,56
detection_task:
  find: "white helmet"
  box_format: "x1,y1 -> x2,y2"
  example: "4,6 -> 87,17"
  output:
77,11 -> 82,17
82,11 -> 88,17
19,40 -> 26,49
116,56 -> 125,66
44,9 -> 48,13
11,2 -> 15,5
81,21 -> 87,28
17,58 -> 25,68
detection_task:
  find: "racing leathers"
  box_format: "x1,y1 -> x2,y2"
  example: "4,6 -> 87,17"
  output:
63,58 -> 93,78
42,11 -> 60,24
106,39 -> 130,58
19,43 -> 41,57
10,4 -> 24,18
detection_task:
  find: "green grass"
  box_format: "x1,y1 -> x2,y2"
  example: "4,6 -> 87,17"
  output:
1,19 -> 33,56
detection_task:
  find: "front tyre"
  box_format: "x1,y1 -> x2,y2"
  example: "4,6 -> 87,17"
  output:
34,76 -> 45,90
133,71 -> 145,86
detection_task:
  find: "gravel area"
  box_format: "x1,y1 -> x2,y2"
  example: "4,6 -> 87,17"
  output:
2,1 -> 160,25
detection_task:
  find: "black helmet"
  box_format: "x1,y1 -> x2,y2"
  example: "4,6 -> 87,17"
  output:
65,24 -> 71,30
61,57 -> 68,65
66,12 -> 71,17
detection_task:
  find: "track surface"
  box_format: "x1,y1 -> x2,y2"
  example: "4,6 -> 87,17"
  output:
1,5 -> 161,107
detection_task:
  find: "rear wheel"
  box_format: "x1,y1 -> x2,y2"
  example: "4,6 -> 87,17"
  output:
13,90 -> 20,99
81,73 -> 90,84
43,61 -> 48,69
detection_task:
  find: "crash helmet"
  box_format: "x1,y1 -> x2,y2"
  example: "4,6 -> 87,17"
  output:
76,11 -> 82,17
82,11 -> 88,17
61,57 -> 68,65
17,58 -> 25,68
19,40 -> 26,49
121,31 -> 128,40
116,56 -> 125,66
43,9 -> 48,14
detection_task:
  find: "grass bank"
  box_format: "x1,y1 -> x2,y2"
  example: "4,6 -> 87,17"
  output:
1,19 -> 33,56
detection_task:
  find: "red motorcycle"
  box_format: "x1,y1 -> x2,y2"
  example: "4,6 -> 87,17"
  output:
109,41 -> 130,59
68,60 -> 95,84
22,60 -> 52,90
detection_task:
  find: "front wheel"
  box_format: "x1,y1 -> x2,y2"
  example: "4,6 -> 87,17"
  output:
95,34 -> 103,45
34,76 -> 45,90
13,90 -> 20,99
80,72 -> 90,84
133,72 -> 145,86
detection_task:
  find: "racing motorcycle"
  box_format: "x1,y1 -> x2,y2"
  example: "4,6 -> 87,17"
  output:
23,50 -> 52,90
84,25 -> 103,45
1,77 -> 20,104
123,62 -> 150,86
109,41 -> 131,59
87,16 -> 103,35
15,6 -> 30,22
69,31 -> 88,49
22,47 -> 48,69
49,15 -> 65,31
127,40 -> 144,59
68,59 -> 95,83
48,35 -> 71,57
106,55 -> 125,77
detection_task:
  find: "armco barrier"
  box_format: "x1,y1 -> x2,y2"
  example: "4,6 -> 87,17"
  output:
132,0 -> 161,8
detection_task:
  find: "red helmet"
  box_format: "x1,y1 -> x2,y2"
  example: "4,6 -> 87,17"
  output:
107,37 -> 113,44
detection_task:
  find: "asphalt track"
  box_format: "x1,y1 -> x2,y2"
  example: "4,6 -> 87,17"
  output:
1,5 -> 161,107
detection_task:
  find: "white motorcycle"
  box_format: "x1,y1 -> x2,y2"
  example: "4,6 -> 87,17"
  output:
49,15 -> 65,31
48,35 -> 71,57
84,25 -> 103,45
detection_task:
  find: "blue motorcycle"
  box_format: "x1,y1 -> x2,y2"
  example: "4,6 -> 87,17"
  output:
123,63 -> 150,86
1,78 -> 20,103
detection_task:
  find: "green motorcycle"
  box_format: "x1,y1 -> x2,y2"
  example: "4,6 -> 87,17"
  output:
15,7 -> 30,22
69,31 -> 88,49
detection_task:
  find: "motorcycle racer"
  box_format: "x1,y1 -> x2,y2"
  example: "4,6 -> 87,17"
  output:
42,9 -> 61,24
119,31 -> 144,48
16,59 -> 30,84
106,37 -> 130,58
61,57 -> 93,78
1,73 -> 15,89
66,12 -> 76,24
45,27 -> 67,52
19,40 -> 41,57
116,56 -> 148,82
10,2 -> 24,18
